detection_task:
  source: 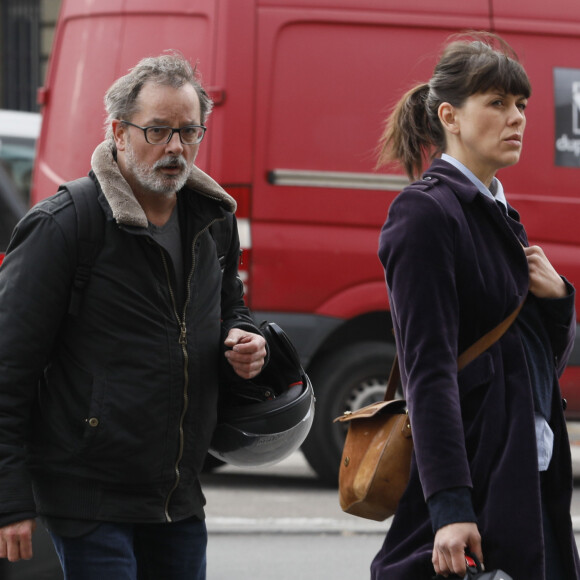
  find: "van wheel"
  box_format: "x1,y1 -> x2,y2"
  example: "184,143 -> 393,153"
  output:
301,341 -> 396,486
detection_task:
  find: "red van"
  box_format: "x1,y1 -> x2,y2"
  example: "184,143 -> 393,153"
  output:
31,0 -> 580,484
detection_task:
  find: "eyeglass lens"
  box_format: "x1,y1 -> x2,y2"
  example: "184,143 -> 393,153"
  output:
145,126 -> 204,144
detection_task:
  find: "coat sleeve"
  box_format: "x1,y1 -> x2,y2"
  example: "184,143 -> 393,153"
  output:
219,214 -> 263,337
379,188 -> 472,501
0,202 -> 75,520
535,279 -> 575,377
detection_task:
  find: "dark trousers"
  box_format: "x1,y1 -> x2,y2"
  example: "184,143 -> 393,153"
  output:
49,517 -> 207,580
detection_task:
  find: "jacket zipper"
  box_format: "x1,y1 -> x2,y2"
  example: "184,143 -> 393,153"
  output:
160,216 -> 224,522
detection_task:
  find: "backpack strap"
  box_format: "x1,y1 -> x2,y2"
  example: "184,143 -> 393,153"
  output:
60,176 -> 104,316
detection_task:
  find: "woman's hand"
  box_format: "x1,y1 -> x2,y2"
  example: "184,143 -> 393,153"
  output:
432,522 -> 482,577
525,245 -> 567,299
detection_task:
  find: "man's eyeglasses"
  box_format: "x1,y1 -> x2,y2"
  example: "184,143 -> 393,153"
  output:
121,120 -> 207,145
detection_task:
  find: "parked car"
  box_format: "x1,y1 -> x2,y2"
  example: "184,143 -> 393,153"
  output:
0,163 -> 26,253
0,109 -> 40,255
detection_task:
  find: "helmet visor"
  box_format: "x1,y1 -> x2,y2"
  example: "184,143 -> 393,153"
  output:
209,396 -> 314,468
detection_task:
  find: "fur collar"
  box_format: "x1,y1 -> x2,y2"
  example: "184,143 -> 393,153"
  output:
91,140 -> 237,228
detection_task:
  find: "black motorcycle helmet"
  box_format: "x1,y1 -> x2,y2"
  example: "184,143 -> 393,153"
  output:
209,321 -> 315,467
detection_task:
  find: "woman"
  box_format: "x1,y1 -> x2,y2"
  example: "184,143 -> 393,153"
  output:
372,33 -> 580,579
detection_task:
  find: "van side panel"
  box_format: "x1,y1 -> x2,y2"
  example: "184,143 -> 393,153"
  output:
251,5 -> 490,314
33,0 -> 219,202
259,0 -> 488,15
205,0 -> 255,185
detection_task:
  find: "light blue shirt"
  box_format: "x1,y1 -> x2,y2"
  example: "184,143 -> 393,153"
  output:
441,153 -> 508,208
440,154 -> 554,471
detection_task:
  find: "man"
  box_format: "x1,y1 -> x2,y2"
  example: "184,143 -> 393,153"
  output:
0,53 -> 266,579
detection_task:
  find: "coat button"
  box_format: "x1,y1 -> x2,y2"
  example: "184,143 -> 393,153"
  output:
87,417 -> 99,427
562,398 -> 568,411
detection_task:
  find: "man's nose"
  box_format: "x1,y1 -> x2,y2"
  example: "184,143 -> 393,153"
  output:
165,130 -> 184,153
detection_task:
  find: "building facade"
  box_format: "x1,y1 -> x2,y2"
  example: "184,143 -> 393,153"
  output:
0,0 -> 61,112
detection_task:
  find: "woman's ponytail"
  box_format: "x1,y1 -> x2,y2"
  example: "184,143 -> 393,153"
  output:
376,83 -> 439,181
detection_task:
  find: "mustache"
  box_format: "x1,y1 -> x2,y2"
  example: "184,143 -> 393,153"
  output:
154,156 -> 187,171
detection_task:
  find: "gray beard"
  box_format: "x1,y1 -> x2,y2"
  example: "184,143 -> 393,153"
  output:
125,144 -> 191,196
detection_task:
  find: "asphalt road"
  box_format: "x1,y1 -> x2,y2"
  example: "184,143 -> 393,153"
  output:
6,425 -> 580,580
201,434 -> 580,579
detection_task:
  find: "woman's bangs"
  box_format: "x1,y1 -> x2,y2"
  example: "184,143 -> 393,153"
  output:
472,55 -> 531,98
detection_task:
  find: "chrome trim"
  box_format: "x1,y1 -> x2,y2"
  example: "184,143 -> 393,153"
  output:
268,169 -> 409,191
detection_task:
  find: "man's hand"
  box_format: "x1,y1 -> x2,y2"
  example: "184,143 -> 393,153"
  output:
0,519 -> 36,562
224,329 -> 267,379
432,522 -> 482,577
525,245 -> 567,299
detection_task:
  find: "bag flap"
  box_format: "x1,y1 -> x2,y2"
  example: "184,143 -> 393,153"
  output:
333,398 -> 407,423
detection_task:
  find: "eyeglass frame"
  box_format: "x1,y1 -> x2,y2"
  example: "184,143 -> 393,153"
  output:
120,120 -> 207,145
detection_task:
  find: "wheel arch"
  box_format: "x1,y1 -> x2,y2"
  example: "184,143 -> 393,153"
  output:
306,309 -> 394,375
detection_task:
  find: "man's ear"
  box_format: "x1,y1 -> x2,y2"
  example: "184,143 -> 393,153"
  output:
438,102 -> 459,135
112,120 -> 127,151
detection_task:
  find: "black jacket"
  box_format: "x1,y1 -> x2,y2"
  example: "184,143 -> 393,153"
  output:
0,141 -> 260,526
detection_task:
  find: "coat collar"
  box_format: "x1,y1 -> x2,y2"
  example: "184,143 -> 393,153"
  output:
422,158 -> 522,218
422,158 -> 481,204
90,140 -> 236,228
422,158 -> 527,246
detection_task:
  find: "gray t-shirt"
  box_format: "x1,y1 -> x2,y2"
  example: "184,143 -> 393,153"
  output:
148,206 -> 185,311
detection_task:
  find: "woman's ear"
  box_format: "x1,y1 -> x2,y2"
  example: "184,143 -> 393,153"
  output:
438,102 -> 459,135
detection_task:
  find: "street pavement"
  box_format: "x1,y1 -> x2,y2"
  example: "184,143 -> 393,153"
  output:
7,424 -> 580,580
201,452 -> 386,579
202,438 -> 580,579
204,425 -> 580,538
203,452 -> 386,536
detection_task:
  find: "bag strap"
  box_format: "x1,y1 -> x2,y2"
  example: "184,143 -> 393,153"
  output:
60,177 -> 105,316
456,301 -> 524,371
384,299 -> 525,401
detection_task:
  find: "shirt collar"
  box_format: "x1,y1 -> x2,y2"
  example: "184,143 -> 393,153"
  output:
441,153 -> 507,211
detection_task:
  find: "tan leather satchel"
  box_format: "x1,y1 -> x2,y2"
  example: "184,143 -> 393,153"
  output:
334,303 -> 523,521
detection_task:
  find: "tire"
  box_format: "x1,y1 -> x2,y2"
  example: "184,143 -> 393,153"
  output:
301,341 -> 396,486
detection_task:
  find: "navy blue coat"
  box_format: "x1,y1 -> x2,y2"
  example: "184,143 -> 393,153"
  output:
372,159 -> 580,579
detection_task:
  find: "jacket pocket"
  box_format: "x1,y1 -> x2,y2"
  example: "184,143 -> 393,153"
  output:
78,374 -> 107,453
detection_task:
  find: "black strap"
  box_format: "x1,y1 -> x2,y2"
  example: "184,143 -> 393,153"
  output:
61,177 -> 104,316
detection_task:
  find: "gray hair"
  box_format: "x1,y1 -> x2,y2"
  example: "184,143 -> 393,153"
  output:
104,51 -> 213,142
